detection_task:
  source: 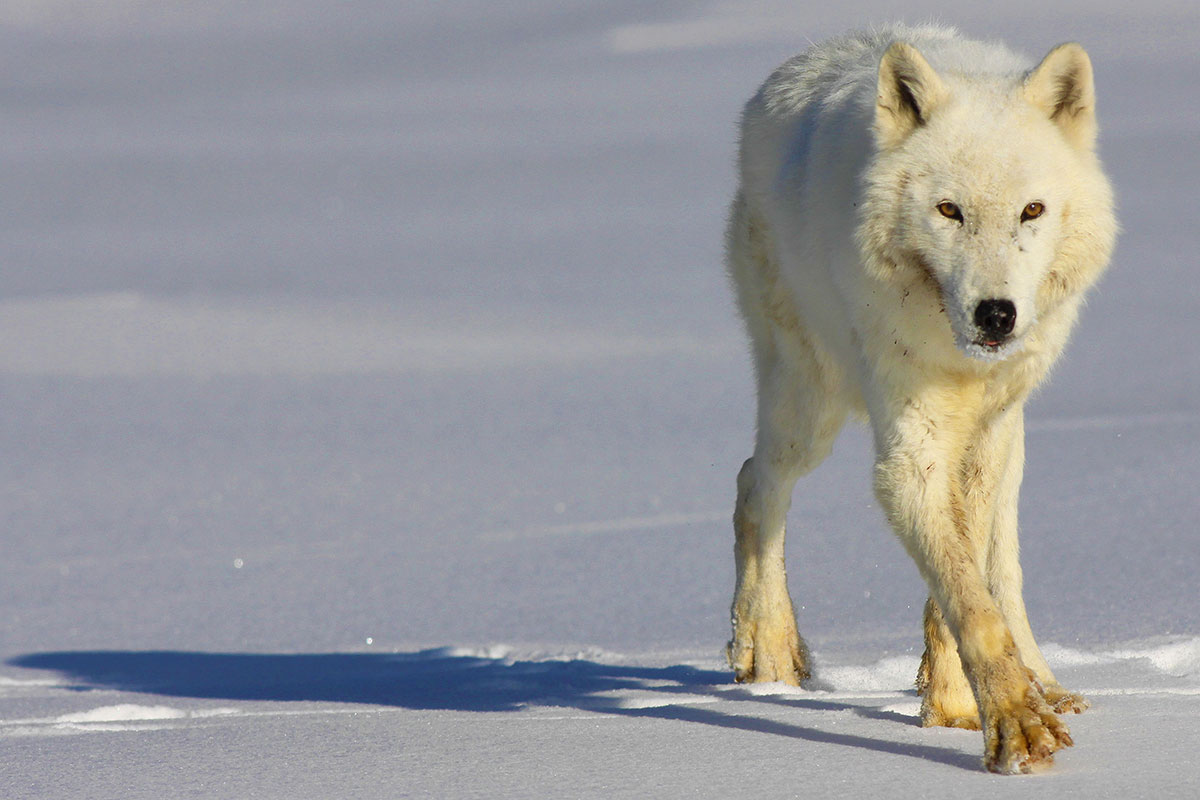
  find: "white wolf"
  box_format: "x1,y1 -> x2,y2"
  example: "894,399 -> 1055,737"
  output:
725,25 -> 1116,773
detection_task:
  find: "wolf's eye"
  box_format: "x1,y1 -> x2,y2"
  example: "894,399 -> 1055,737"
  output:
936,201 -> 963,222
1021,201 -> 1045,222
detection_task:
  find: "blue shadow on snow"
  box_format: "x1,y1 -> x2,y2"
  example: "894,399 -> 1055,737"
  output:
8,649 -> 981,771
9,649 -> 720,712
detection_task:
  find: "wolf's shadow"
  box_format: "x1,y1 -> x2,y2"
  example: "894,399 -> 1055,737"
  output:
8,648 -> 979,771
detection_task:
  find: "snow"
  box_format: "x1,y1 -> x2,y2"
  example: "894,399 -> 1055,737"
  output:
1,1 -> 1198,797
54,705 -> 191,723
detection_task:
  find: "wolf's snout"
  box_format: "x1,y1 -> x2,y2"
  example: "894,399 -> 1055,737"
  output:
974,299 -> 1017,344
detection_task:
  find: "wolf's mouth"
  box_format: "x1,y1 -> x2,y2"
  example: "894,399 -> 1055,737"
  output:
960,332 -> 1025,363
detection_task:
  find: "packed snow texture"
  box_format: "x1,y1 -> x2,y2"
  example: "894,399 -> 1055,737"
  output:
2,1 -> 1198,797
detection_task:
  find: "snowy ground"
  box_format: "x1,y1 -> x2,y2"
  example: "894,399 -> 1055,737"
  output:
2,2 -> 1198,797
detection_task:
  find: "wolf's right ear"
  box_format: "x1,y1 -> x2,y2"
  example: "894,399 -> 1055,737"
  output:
875,42 -> 948,149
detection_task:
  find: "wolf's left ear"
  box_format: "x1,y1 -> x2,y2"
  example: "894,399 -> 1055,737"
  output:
1024,43 -> 1097,150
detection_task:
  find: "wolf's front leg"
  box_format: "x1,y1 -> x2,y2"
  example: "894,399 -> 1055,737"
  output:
985,411 -> 1089,716
919,404 -> 1019,729
874,400 -> 1071,774
726,329 -> 846,685
728,456 -> 809,684
917,596 -> 979,729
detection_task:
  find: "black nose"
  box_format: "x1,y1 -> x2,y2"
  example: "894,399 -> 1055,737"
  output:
974,299 -> 1017,342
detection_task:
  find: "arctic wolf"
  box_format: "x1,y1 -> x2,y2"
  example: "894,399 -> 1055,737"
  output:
725,25 -> 1116,773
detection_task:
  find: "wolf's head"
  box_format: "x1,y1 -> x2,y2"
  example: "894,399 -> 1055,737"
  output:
861,39 -> 1114,363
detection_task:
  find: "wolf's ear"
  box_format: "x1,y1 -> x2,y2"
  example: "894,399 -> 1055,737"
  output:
1024,43 -> 1097,150
875,42 -> 948,148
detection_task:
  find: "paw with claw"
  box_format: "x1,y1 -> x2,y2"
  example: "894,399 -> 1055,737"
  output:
727,589 -> 809,685
977,667 -> 1074,774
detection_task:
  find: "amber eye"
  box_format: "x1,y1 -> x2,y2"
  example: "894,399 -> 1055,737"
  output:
1021,201 -> 1045,222
937,201 -> 963,222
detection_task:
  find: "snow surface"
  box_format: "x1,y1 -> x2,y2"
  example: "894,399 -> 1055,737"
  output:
2,1 -> 1198,797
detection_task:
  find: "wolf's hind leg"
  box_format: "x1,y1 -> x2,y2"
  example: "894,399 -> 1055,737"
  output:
728,331 -> 845,685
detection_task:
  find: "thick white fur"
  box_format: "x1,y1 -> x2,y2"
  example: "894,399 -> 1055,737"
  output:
725,25 -> 1115,774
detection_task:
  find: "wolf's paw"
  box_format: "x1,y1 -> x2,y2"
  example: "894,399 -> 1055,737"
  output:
919,703 -> 980,731
981,685 -> 1073,774
1040,683 -> 1090,715
916,649 -> 980,729
726,613 -> 809,685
